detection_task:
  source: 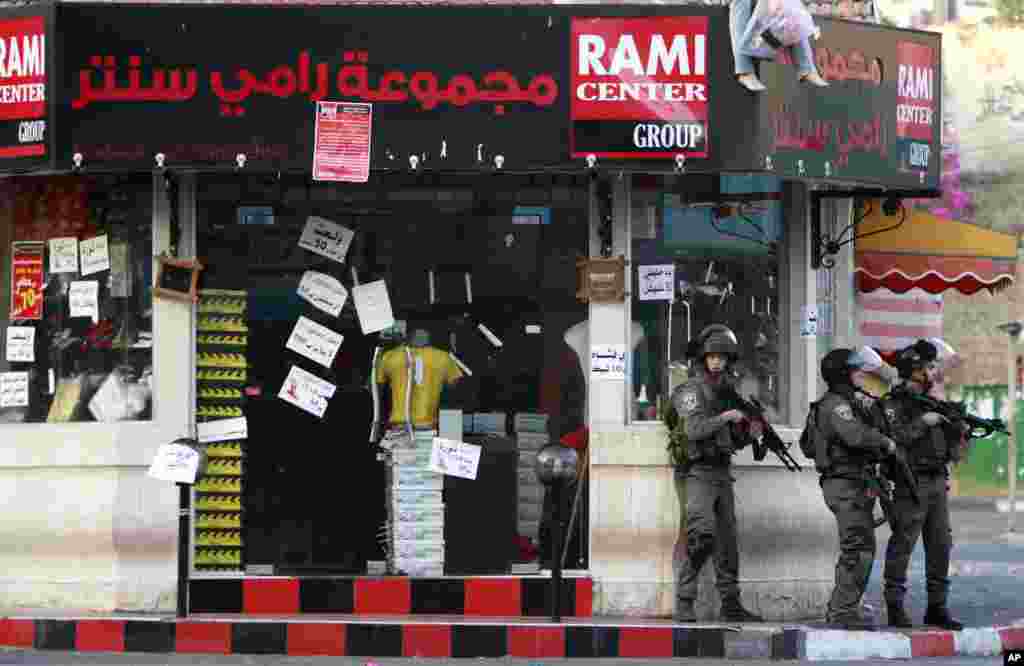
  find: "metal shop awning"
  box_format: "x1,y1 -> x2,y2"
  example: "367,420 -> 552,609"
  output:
855,202 -> 1018,295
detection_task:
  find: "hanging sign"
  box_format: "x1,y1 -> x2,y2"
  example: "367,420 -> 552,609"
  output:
5,326 -> 35,362
197,416 -> 248,443
0,371 -> 29,407
298,216 -> 355,264
297,270 -> 348,317
69,280 -> 99,323
352,279 -> 394,335
285,315 -> 344,369
278,364 -> 337,418
312,101 -> 371,183
591,344 -> 626,380
79,234 -> 110,276
147,442 -> 202,484
10,242 -> 44,321
48,237 -> 79,274
429,437 -> 482,480
638,264 -> 675,301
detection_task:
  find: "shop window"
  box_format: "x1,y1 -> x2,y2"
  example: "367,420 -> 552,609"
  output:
630,174 -> 786,424
0,176 -> 154,425
194,173 -> 590,575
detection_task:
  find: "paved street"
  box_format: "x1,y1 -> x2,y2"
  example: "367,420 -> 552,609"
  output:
860,497 -> 1024,628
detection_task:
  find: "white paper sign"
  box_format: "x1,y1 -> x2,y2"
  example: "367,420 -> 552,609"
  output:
352,280 -> 395,335
79,235 -> 110,276
69,281 -> 99,323
0,371 -> 29,407
197,416 -> 248,443
49,237 -> 79,274
638,264 -> 676,301
5,326 -> 35,363
298,216 -> 355,264
147,442 -> 201,484
278,365 -> 337,418
591,344 -> 626,380
297,271 -> 348,317
429,437 -> 482,480
800,304 -> 819,338
286,316 -> 344,369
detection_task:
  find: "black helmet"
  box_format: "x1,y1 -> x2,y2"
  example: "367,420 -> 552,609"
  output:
894,339 -> 938,379
686,324 -> 739,360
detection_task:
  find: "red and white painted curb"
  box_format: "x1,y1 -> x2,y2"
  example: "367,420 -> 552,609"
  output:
801,622 -> 1024,660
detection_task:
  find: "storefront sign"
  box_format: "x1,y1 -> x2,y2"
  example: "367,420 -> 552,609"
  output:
638,264 -> 675,301
79,234 -> 109,276
429,437 -> 482,480
313,101 -> 371,183
297,270 -> 348,317
147,442 -> 201,484
285,315 -> 344,369
9,241 -> 43,321
0,370 -> 28,407
278,364 -> 337,418
352,279 -> 394,335
571,16 -> 709,159
758,21 -> 941,188
591,344 -> 626,379
5,325 -> 34,362
197,416 -> 248,443
68,280 -> 98,323
0,10 -> 51,167
298,216 -> 354,264
48,237 -> 79,274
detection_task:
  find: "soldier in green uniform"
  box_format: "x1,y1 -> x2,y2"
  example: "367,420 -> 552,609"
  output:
810,347 -> 903,630
880,339 -> 965,631
672,324 -> 763,623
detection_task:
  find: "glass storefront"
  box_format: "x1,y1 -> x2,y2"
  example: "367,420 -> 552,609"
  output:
0,175 -> 154,425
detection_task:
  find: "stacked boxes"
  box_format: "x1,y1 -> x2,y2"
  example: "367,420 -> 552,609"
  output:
386,430 -> 444,577
514,412 -> 550,542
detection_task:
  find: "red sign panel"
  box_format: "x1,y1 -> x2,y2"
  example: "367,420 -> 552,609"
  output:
0,16 -> 46,160
895,40 -> 935,176
10,242 -> 43,321
570,16 -> 709,159
312,101 -> 371,183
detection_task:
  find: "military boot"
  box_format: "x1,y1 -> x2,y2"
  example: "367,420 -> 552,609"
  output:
720,595 -> 763,622
826,614 -> 877,631
674,599 -> 696,622
923,605 -> 963,631
886,601 -> 913,628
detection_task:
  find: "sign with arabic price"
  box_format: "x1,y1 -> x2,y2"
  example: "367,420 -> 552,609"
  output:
147,442 -> 201,484
48,237 -> 79,274
10,242 -> 43,321
197,416 -> 248,443
297,270 -> 348,317
429,437 -> 482,480
79,234 -> 110,276
0,371 -> 29,407
313,101 -> 371,183
298,215 -> 355,264
638,264 -> 675,301
591,344 -> 626,380
278,364 -> 337,418
6,326 -> 35,362
69,280 -> 99,323
285,315 -> 344,369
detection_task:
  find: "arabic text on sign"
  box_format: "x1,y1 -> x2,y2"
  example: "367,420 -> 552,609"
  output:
5,326 -> 35,363
278,365 -> 337,419
0,371 -> 29,407
48,237 -> 79,274
297,271 -> 348,317
79,235 -> 110,276
285,316 -> 344,369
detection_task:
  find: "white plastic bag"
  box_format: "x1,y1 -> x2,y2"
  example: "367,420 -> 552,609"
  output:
741,0 -> 820,59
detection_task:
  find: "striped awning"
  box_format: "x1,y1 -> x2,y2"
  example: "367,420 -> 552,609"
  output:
858,288 -> 942,352
855,202 -> 1017,295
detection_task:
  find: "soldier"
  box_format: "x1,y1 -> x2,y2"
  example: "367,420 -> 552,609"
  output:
810,347 -> 903,630
672,324 -> 763,623
880,339 -> 965,631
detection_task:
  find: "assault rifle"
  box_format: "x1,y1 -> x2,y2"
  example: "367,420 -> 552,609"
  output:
719,387 -> 802,472
906,392 -> 1008,440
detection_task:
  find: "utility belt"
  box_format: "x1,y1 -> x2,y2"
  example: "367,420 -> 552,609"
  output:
820,462 -> 875,483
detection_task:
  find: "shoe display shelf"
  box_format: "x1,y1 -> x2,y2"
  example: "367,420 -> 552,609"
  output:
193,289 -> 249,573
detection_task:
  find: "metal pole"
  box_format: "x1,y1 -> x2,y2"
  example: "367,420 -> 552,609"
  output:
1009,334 -> 1018,534
177,483 -> 191,618
550,481 -> 564,622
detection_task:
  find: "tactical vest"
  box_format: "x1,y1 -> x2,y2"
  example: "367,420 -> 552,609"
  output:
685,381 -> 733,467
811,392 -> 881,478
890,389 -> 958,470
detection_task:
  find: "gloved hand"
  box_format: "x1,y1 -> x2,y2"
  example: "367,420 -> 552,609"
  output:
749,420 -> 764,439
721,409 -> 746,423
921,412 -> 948,427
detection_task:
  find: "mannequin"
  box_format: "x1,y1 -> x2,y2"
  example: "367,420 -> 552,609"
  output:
563,318 -> 646,419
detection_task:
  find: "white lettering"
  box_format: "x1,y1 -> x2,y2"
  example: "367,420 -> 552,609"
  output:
22,36 -> 43,77
576,81 -> 597,101
909,142 -> 930,168
648,35 -> 691,76
574,80 -> 706,103
899,64 -> 933,101
18,120 -> 44,143
897,103 -> 933,125
609,34 -> 644,75
0,83 -> 45,104
578,35 -> 607,76
632,123 -> 705,149
8,37 -> 21,78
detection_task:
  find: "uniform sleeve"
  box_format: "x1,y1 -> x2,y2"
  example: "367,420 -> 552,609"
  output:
824,398 -> 891,453
675,383 -> 729,441
882,398 -> 929,444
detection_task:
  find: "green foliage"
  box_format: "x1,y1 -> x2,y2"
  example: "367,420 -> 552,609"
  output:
996,0 -> 1024,23
663,400 -> 689,469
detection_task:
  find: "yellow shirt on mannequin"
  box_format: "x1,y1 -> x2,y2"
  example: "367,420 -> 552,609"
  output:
376,346 -> 464,427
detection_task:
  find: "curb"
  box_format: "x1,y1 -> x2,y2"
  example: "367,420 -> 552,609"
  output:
2,616 -> 1023,659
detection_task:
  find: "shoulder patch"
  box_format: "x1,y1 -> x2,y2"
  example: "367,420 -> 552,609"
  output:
680,390 -> 698,413
885,406 -> 897,422
834,403 -> 854,421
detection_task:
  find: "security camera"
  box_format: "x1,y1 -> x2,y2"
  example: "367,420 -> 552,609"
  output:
155,153 -> 166,169
235,153 -> 247,169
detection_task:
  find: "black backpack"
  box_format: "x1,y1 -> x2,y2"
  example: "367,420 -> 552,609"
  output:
798,400 -> 822,460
